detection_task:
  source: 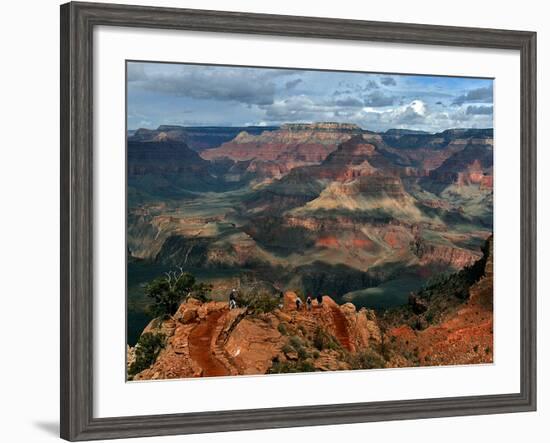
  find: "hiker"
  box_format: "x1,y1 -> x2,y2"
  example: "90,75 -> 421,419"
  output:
306,295 -> 313,311
295,296 -> 302,311
278,291 -> 284,309
316,294 -> 323,307
229,288 -> 237,310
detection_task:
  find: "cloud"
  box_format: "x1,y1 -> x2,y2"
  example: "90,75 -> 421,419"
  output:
127,62 -> 494,132
466,105 -> 493,115
261,96 -> 336,122
332,89 -> 352,96
363,90 -> 395,107
453,85 -> 493,105
129,64 -> 299,106
127,63 -> 147,82
359,100 -> 427,127
335,97 -> 364,107
390,100 -> 427,125
285,78 -> 303,90
380,76 -> 397,86
363,80 -> 379,90
353,99 -> 492,132
336,80 -> 378,94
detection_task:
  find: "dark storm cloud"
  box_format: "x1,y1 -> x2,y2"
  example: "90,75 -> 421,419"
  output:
466,105 -> 493,115
452,85 -> 493,105
381,76 -> 397,86
150,72 -> 275,105
130,65 -> 300,106
285,78 -> 303,90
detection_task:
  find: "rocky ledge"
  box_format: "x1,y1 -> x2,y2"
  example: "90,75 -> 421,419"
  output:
128,293 -> 381,380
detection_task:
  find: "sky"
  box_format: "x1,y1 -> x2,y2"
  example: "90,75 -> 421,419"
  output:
127,61 -> 494,133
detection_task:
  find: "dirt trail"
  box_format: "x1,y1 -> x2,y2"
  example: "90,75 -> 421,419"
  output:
330,305 -> 353,352
188,310 -> 228,377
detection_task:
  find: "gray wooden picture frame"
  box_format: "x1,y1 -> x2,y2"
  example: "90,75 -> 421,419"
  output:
60,2 -> 537,441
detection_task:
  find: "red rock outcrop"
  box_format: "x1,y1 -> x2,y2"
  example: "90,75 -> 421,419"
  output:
130,293 -> 381,379
200,123 -> 363,172
387,236 -> 493,367
427,141 -> 493,189
418,243 -> 482,269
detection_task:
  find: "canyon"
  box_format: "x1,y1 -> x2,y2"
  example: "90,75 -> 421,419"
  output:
128,235 -> 493,379
127,122 -> 494,361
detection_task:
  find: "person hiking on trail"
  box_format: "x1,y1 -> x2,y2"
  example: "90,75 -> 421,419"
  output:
295,296 -> 302,311
229,288 -> 237,310
316,294 -> 323,307
306,295 -> 313,311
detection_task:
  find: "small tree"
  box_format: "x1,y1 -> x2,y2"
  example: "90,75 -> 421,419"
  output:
191,281 -> 214,303
145,268 -> 211,318
236,287 -> 278,315
128,332 -> 166,378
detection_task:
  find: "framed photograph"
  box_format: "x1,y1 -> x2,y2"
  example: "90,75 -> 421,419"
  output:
60,1 -> 536,440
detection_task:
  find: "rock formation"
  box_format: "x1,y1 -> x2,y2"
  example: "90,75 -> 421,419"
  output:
129,293 -> 381,379
385,235 -> 493,367
200,123 -> 363,174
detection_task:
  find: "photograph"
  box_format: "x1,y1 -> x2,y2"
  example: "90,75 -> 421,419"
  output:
126,61 -> 494,380
0,0 -> 543,441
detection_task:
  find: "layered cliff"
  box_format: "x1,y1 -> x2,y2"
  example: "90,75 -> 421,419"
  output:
200,123 -> 363,171
129,125 -> 278,151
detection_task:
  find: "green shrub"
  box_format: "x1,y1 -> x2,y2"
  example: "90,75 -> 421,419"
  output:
236,288 -> 279,315
296,347 -> 308,360
281,344 -> 293,355
313,327 -> 341,351
191,282 -> 213,303
425,311 -> 435,324
269,359 -> 316,374
348,348 -> 386,370
408,316 -> 427,331
146,269 -> 211,317
289,335 -> 303,349
128,332 -> 166,378
282,335 -> 310,360
277,323 -> 288,335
